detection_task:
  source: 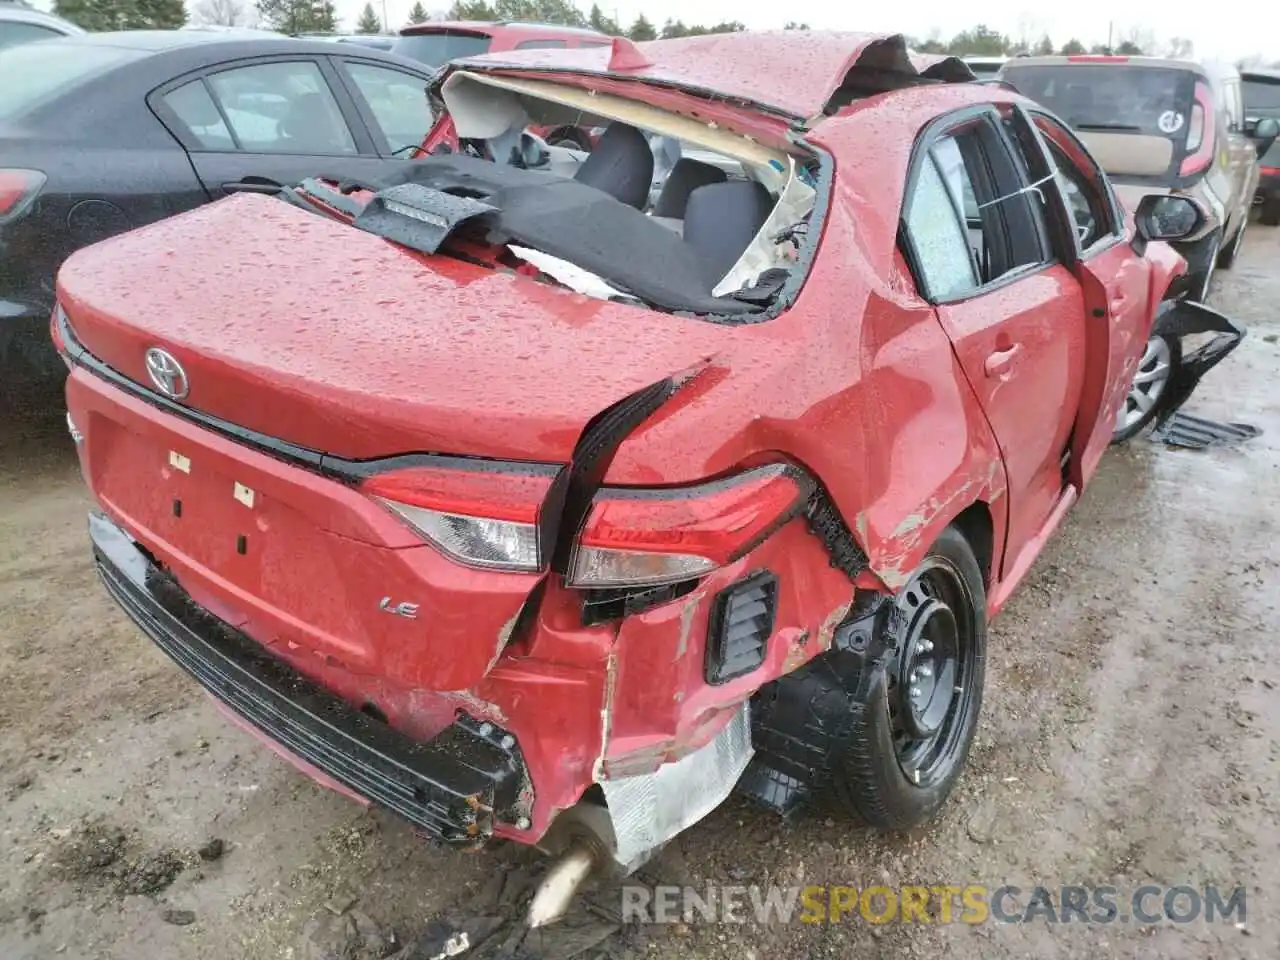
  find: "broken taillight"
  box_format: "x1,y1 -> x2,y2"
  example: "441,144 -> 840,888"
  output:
1180,82 -> 1216,177
364,461 -> 814,589
362,463 -> 557,572
0,169 -> 45,224
567,464 -> 814,587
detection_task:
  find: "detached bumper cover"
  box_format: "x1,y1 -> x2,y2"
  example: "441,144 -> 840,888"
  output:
1151,300 -> 1247,428
89,512 -> 530,845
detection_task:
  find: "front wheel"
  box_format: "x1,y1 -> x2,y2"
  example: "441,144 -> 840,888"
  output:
1112,333 -> 1181,445
831,526 -> 987,830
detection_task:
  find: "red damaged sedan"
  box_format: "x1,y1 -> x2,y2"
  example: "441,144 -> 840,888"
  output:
55,31 -> 1244,923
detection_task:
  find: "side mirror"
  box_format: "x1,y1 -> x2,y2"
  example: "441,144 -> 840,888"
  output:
518,130 -> 551,169
1252,117 -> 1279,158
1133,194 -> 1204,250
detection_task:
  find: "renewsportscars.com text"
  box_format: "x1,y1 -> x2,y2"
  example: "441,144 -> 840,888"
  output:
621,884 -> 1247,926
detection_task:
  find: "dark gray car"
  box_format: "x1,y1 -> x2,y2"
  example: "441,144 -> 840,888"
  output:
0,30 -> 439,385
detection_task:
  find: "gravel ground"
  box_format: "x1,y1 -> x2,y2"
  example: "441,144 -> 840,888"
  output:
3,219 -> 1280,960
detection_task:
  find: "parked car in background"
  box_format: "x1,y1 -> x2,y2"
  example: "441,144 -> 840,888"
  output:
0,2 -> 83,48
963,55 -> 1007,78
0,30 -> 440,387
295,32 -> 396,51
1000,55 -> 1279,302
55,31 -> 1247,924
392,20 -> 613,149
1242,68 -> 1280,225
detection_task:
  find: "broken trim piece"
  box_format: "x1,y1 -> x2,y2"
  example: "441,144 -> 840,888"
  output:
1149,299 -> 1247,429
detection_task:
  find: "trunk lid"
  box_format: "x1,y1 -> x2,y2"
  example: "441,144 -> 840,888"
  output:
56,193 -> 729,464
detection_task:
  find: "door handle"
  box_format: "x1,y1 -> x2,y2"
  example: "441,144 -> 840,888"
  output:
222,180 -> 283,194
984,343 -> 1023,378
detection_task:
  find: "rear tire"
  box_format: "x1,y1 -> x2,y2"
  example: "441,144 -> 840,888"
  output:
830,526 -> 986,830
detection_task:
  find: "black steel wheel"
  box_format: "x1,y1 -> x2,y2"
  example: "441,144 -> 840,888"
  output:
831,525 -> 987,830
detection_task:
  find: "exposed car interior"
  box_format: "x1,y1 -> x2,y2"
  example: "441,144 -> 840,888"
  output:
290,70 -> 821,318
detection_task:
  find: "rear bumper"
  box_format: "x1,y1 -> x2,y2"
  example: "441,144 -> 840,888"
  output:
89,510 -> 532,846
1255,173 -> 1280,204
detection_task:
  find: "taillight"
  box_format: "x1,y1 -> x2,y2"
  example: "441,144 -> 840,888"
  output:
0,169 -> 46,224
1262,166 -> 1280,177
362,463 -> 557,572
363,460 -> 815,588
1180,82 -> 1216,177
567,464 -> 814,588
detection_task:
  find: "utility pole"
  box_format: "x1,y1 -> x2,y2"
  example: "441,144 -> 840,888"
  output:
1107,21 -> 1113,53
382,0 -> 389,32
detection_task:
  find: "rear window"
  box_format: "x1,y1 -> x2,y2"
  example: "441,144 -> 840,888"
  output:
1001,64 -> 1195,140
1243,77 -> 1280,115
0,42 -> 144,119
391,30 -> 491,68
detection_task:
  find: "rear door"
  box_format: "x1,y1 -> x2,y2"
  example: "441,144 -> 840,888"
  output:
1011,106 -> 1156,488
150,55 -> 395,197
1215,75 -> 1257,230
900,106 -> 1087,573
330,55 -> 437,157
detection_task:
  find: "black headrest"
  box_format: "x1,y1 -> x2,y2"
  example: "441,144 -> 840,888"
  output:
572,122 -> 654,209
652,158 -> 729,219
682,179 -> 774,288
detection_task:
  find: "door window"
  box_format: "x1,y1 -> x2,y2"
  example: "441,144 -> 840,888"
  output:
905,153 -> 980,300
340,61 -> 431,154
205,61 -> 356,155
1032,113 -> 1122,251
902,114 -> 1050,301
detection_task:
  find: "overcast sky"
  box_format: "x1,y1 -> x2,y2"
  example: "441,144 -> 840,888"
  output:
28,0 -> 1280,62
343,0 -> 1280,62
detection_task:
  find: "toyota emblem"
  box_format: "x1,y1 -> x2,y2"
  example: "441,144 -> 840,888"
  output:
144,347 -> 189,400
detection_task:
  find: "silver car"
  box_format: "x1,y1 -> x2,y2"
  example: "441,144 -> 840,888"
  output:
0,2 -> 84,49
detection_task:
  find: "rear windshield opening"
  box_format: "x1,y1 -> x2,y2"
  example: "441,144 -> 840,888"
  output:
1243,77 -> 1280,114
1001,65 -> 1195,140
301,72 -> 823,320
391,30 -> 492,68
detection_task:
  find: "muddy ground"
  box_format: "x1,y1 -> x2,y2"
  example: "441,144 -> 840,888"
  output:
4,220 -> 1280,960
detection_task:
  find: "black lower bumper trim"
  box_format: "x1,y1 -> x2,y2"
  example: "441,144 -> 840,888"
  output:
88,513 -> 528,844
1151,299 -> 1247,428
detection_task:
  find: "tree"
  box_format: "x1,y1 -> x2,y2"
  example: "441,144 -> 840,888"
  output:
257,0 -> 331,33
407,0 -> 428,22
784,21 -> 809,30
193,0 -> 255,26
310,0 -> 336,31
946,24 -> 1008,57
355,0 -> 380,32
1059,38 -> 1087,55
587,3 -> 618,35
627,13 -> 655,41
1166,37 -> 1194,59
56,0 -> 187,30
1033,34 -> 1054,56
447,0 -> 495,19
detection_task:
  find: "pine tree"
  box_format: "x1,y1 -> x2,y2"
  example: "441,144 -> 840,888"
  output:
355,1 -> 380,32
132,0 -> 188,27
257,0 -> 315,33
447,0 -> 494,19
407,0 -> 428,23
586,3 -> 618,35
627,13 -> 654,41
312,0 -> 336,31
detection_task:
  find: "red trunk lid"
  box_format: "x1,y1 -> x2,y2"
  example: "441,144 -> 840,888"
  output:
59,193 -> 727,694
56,194 -> 727,463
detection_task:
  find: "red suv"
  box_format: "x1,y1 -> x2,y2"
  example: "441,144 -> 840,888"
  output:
58,32 -> 1245,928
392,20 -> 612,150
